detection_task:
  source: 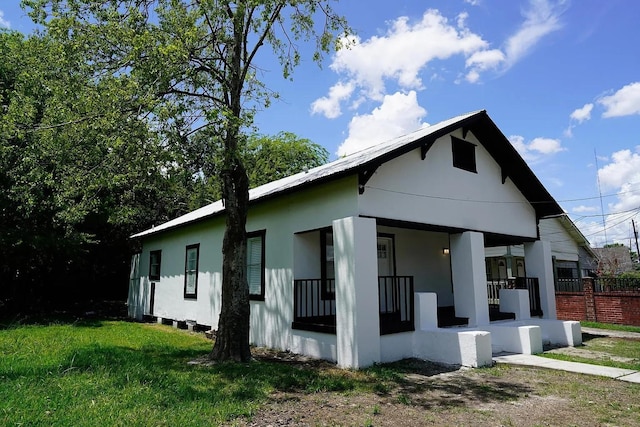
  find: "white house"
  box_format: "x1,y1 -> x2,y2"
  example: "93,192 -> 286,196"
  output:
128,110 -> 581,369
485,215 -> 597,293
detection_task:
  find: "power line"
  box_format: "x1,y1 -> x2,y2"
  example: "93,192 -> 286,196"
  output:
568,205 -> 640,218
364,185 -> 640,216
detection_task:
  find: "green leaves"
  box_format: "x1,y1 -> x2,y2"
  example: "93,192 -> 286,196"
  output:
0,29 -> 190,306
8,1 -> 350,327
244,131 -> 329,188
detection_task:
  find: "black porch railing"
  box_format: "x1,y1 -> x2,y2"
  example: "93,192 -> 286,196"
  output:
292,279 -> 336,334
378,276 -> 414,335
486,278 -> 543,317
292,276 -> 415,335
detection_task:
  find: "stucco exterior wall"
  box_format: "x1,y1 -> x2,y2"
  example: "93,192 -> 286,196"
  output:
127,123 -> 566,368
138,218 -> 225,324
377,226 -> 453,306
485,217 -> 582,262
132,176 -> 359,357
358,129 -> 537,238
539,217 -> 580,262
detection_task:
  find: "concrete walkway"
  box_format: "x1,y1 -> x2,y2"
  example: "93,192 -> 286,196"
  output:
494,327 -> 640,384
581,327 -> 640,340
493,353 -> 640,383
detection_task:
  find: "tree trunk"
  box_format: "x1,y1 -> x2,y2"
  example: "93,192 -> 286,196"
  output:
209,2 -> 252,363
210,154 -> 251,362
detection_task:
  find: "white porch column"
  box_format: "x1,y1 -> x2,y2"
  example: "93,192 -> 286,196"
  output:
524,240 -> 557,319
451,231 -> 490,326
333,216 -> 380,369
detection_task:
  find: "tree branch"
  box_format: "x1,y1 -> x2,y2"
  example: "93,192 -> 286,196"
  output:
241,1 -> 286,84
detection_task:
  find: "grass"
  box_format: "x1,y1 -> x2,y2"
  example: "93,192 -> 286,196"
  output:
540,322 -> 640,371
0,320 -> 390,426
3,318 -> 640,426
541,351 -> 640,371
581,321 -> 640,334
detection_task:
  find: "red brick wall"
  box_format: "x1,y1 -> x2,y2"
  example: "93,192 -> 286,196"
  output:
556,293 -> 587,321
555,280 -> 640,326
594,293 -> 640,326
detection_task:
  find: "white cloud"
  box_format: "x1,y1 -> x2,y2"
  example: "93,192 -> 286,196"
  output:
529,137 -> 565,154
464,0 -> 567,82
598,82 -> 640,118
465,49 -> 506,70
509,135 -> 566,162
563,126 -> 573,138
322,9 -> 488,103
464,49 -> 506,82
314,0 -> 568,120
310,81 -> 355,119
582,146 -> 640,245
464,0 -> 481,5
570,103 -> 593,123
457,12 -> 469,29
572,205 -> 598,213
0,10 -> 10,28
565,103 -> 594,137
337,91 -> 428,156
502,0 -> 567,68
598,147 -> 640,191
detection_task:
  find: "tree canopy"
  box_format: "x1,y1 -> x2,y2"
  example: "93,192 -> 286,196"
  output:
244,132 -> 329,188
0,28 -> 189,310
5,1 -> 346,361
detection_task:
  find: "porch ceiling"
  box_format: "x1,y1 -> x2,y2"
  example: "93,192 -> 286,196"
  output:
484,232 -> 536,247
372,217 -> 536,246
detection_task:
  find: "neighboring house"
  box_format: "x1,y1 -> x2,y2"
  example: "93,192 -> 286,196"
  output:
485,215 -> 598,289
128,110 -> 581,369
592,246 -> 635,276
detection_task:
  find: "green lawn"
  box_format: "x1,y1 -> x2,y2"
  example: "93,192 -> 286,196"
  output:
540,322 -> 640,371
0,320 -> 385,426
2,320 -> 640,426
581,321 -> 640,334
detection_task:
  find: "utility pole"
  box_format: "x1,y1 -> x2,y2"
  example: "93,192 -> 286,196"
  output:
633,219 -> 640,263
595,150 -> 608,245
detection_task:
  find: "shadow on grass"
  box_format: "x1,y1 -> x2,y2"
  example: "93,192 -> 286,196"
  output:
1,325 -> 536,416
364,358 -> 534,409
582,332 -> 609,343
199,354 -> 536,412
0,300 -> 128,330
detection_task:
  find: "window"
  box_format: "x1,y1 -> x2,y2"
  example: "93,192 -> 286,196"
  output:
130,253 -> 141,285
556,261 -> 578,279
149,250 -> 162,281
320,228 -> 336,299
376,234 -> 396,277
247,230 -> 266,300
451,136 -> 477,173
377,243 -> 387,259
184,244 -> 199,299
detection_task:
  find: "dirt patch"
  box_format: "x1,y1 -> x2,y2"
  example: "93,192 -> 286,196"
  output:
226,349 -> 640,427
545,334 -> 640,365
546,345 -> 638,364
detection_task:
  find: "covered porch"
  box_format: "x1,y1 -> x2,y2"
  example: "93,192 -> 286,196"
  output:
290,216 -> 578,368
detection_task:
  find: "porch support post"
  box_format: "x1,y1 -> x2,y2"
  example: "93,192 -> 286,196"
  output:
451,231 -> 490,326
333,216 -> 381,368
524,240 -> 557,319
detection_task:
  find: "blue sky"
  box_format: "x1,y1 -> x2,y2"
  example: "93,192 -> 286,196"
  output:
2,0 -> 640,249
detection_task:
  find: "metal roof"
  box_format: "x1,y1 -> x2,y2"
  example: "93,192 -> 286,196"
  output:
132,110 -> 563,239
